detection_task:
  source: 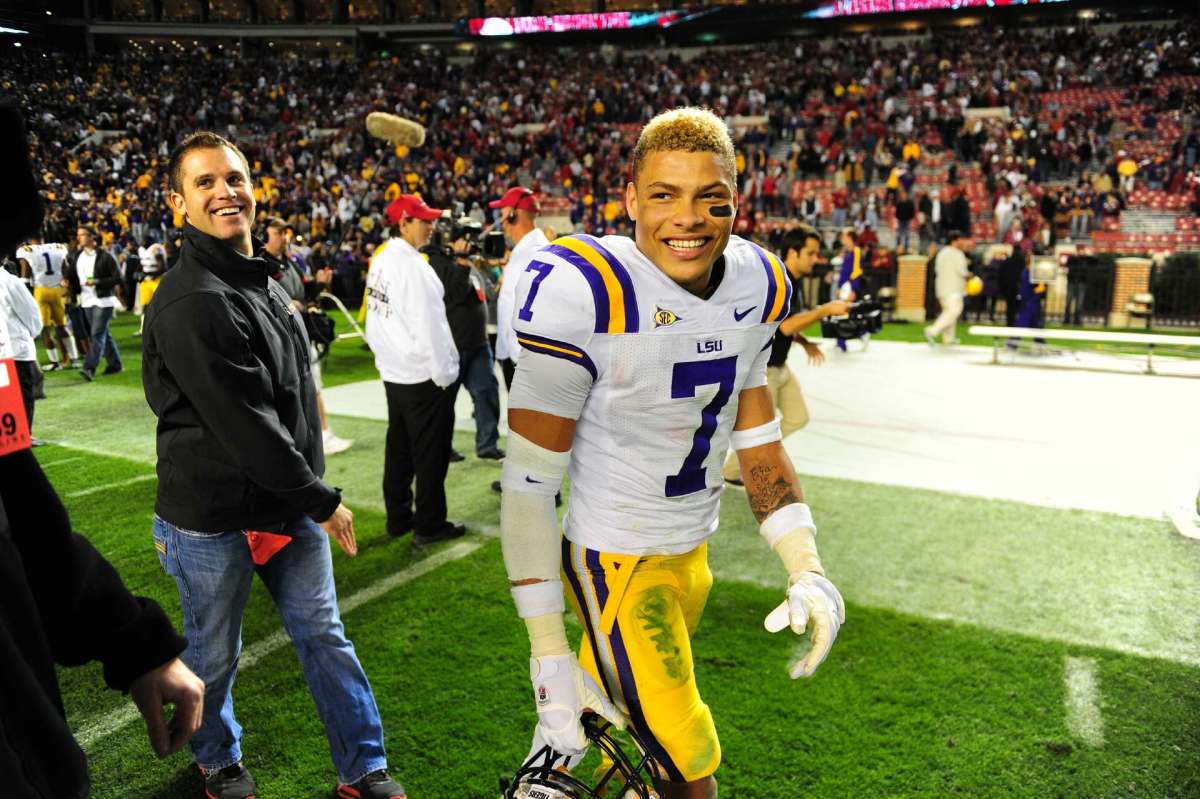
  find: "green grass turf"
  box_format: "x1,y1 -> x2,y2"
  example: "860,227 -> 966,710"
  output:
31,311 -> 1200,798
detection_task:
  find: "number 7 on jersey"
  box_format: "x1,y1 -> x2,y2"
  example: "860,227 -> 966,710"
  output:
665,356 -> 737,498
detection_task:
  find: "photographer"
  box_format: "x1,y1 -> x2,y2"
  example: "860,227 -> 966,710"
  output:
720,226 -> 848,486
262,216 -> 352,455
424,216 -> 505,461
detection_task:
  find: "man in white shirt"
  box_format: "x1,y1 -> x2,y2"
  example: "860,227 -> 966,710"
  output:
365,194 -> 465,545
491,186 -> 550,392
924,230 -> 974,346
0,262 -> 43,434
68,226 -> 123,381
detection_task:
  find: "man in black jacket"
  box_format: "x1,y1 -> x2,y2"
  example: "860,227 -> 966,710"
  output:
66,225 -> 122,381
425,230 -> 504,460
143,131 -> 406,799
0,96 -> 204,799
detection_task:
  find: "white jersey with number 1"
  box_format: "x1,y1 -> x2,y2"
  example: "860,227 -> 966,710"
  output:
16,243 -> 69,288
506,233 -> 791,556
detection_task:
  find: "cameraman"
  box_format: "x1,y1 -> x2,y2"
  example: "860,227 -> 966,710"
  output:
721,226 -> 848,486
424,218 -> 505,461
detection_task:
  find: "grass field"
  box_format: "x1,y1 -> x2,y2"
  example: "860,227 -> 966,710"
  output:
30,313 -> 1200,799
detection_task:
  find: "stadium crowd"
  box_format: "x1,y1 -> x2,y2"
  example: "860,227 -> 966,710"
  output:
3,18 -> 1199,301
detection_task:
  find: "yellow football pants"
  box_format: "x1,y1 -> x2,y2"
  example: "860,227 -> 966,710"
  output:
562,537 -> 720,783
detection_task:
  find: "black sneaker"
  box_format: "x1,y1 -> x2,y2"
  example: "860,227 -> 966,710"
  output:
387,519 -> 412,538
491,479 -> 502,494
337,769 -> 406,799
201,762 -> 257,799
102,364 -> 123,375
448,448 -> 465,462
476,447 -> 505,460
413,521 -> 466,546
80,368 -> 95,382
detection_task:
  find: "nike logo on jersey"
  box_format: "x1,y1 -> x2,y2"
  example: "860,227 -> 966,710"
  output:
734,306 -> 757,321
525,476 -> 543,484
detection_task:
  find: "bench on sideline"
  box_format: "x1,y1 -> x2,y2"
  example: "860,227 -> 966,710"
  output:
967,326 -> 1200,374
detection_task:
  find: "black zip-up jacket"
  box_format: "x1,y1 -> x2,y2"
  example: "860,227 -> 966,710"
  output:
65,247 -> 121,301
142,224 -> 340,532
0,449 -> 186,799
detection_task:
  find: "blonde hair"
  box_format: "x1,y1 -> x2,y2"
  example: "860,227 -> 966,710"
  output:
632,107 -> 737,183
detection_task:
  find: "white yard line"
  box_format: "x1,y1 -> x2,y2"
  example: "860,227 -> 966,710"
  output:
66,473 -> 157,498
37,456 -> 83,468
1063,656 -> 1105,748
75,539 -> 484,752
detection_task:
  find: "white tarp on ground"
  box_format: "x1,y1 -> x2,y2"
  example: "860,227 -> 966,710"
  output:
322,339 -> 1200,520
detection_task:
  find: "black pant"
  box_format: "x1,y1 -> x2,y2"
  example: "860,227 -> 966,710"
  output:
15,360 -> 37,430
1003,289 -> 1019,328
383,380 -> 454,534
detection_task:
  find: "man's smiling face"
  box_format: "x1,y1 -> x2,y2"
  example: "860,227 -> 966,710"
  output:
625,150 -> 735,297
168,145 -> 256,254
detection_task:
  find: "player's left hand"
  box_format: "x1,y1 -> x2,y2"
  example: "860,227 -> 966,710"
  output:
764,572 -> 846,679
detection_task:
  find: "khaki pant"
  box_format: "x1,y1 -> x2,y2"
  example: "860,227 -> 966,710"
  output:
926,293 -> 964,344
722,365 -> 809,482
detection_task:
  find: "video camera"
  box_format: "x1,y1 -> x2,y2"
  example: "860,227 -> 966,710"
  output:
820,298 -> 884,340
429,213 -> 507,260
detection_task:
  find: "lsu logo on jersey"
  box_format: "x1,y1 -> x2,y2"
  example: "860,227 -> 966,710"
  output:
654,306 -> 681,328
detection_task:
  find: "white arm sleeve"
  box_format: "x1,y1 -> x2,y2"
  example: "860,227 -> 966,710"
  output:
501,431 -> 572,618
423,271 -> 459,388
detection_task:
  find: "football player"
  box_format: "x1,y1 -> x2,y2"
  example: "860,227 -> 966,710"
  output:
500,108 -> 845,799
15,235 -> 77,370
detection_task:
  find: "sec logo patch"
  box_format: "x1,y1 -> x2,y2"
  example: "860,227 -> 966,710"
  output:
654,306 -> 681,328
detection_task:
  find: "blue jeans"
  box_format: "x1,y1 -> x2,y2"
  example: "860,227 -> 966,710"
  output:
454,344 -> 501,453
152,516 -> 387,784
83,306 -> 121,373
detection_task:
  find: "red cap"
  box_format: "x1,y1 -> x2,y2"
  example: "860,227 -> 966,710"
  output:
489,186 -> 540,213
386,194 -> 443,223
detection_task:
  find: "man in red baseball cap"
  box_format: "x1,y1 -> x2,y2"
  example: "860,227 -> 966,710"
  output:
386,193 -> 444,224
367,193 -> 466,546
489,187 -> 546,392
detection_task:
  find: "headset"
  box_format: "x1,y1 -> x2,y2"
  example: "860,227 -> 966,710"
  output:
507,187 -> 537,226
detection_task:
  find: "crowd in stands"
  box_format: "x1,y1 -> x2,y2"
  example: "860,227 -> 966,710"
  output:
4,17 -> 1199,303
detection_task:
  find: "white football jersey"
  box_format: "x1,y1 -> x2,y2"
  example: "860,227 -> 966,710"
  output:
16,243 -> 68,288
507,233 -> 791,556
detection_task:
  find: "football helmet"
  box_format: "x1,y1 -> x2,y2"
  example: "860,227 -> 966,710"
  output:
502,713 -> 662,799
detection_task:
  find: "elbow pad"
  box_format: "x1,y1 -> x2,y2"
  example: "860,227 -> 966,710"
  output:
501,430 -> 571,618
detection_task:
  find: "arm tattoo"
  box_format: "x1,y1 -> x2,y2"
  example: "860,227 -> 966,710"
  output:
746,463 -> 803,522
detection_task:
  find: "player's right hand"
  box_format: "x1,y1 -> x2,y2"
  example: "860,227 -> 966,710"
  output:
319,502 -> 357,557
529,653 -> 624,755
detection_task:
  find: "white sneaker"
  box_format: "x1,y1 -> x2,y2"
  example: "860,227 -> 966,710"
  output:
322,430 -> 353,455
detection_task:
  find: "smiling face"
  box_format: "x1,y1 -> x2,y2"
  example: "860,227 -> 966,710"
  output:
625,150 -> 735,296
167,145 -> 256,255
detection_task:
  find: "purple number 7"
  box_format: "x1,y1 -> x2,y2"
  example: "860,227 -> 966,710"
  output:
517,260 -> 555,322
665,355 -> 738,498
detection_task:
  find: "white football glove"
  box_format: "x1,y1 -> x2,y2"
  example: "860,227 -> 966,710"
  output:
530,653 -> 625,755
764,572 -> 846,679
